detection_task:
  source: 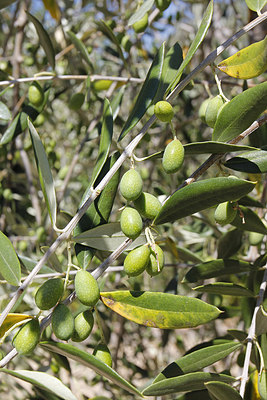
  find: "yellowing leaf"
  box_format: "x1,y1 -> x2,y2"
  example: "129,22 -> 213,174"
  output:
42,0 -> 61,21
217,36 -> 267,79
0,313 -> 32,339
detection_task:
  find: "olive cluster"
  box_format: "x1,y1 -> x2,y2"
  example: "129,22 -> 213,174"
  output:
119,169 -> 165,277
199,95 -> 226,128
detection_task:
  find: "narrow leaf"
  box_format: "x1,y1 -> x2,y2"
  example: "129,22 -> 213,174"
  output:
205,381 -> 242,400
40,341 -> 142,397
217,229 -> 243,259
213,82 -> 267,142
119,42 -> 165,140
67,31 -> 93,69
184,142 -> 257,155
238,195 -> 264,208
97,20 -> 127,68
0,313 -> 32,339
128,0 -> 154,25
142,372 -> 235,396
167,0 -> 213,94
0,101 -> 12,121
245,0 -> 267,12
258,369 -> 267,400
154,177 -> 255,225
0,0 -> 18,9
183,259 -> 254,283
0,231 -> 21,286
224,150 -> 267,173
89,98 -> 113,186
100,291 -> 221,329
218,36 -> 267,79
193,282 -> 255,297
26,12 -> 55,69
231,206 -> 267,234
28,120 -> 57,227
73,222 -> 147,251
0,369 -> 77,400
255,305 -> 267,336
154,342 -> 242,382
0,113 -> 20,145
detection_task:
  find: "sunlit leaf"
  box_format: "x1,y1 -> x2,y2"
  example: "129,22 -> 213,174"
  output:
142,371 -> 235,396
42,0 -> 61,21
167,0 -> 213,94
0,101 -> 12,121
224,150 -> 267,173
231,206 -> 267,234
101,291 -> 221,329
213,82 -> 267,142
154,342 -> 242,382
0,369 -> 77,400
193,282 -> 255,297
28,120 -> 57,228
183,259 -> 254,283
119,42 -> 165,140
0,231 -> 21,286
128,0 -> 154,25
205,381 -> 242,400
67,31 -> 93,70
218,36 -> 267,79
245,0 -> 267,12
89,98 -> 113,186
40,341 -> 142,397
0,114 -> 20,145
154,177 -> 255,225
0,314 -> 32,339
26,12 -> 55,69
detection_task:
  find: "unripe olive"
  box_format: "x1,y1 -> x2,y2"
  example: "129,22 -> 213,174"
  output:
162,138 -> 184,174
134,192 -> 161,220
93,80 -> 112,91
75,270 -> 100,307
120,169 -> 143,201
154,101 -> 174,122
51,304 -> 74,341
28,82 -> 44,107
146,244 -> 164,276
214,201 -> 237,225
198,98 -> 210,123
156,0 -> 172,11
120,207 -> 143,239
93,343 -> 112,367
121,35 -> 132,52
71,310 -> 94,342
13,319 -> 40,355
249,232 -> 264,246
124,245 -> 150,277
133,13 -> 148,34
205,95 -> 224,128
69,93 -> 85,110
34,113 -> 45,127
35,278 -> 64,310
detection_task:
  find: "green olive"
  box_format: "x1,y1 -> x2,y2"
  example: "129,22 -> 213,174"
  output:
51,304 -> 74,341
35,278 -> 64,310
71,310 -> 94,342
249,232 -> 264,246
205,95 -> 224,128
69,93 -> 85,110
214,201 -> 237,225
146,244 -> 164,276
155,0 -> 172,12
162,138 -> 184,174
28,82 -> 44,107
13,319 -> 40,355
133,13 -> 148,33
75,270 -> 100,307
120,207 -> 143,239
120,169 -> 143,201
134,192 -> 161,220
154,101 -> 174,122
198,98 -> 210,123
93,80 -> 112,91
124,245 -> 150,277
93,343 -> 112,367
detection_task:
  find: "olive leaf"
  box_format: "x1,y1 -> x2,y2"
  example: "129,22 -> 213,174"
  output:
0,231 -> 21,286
